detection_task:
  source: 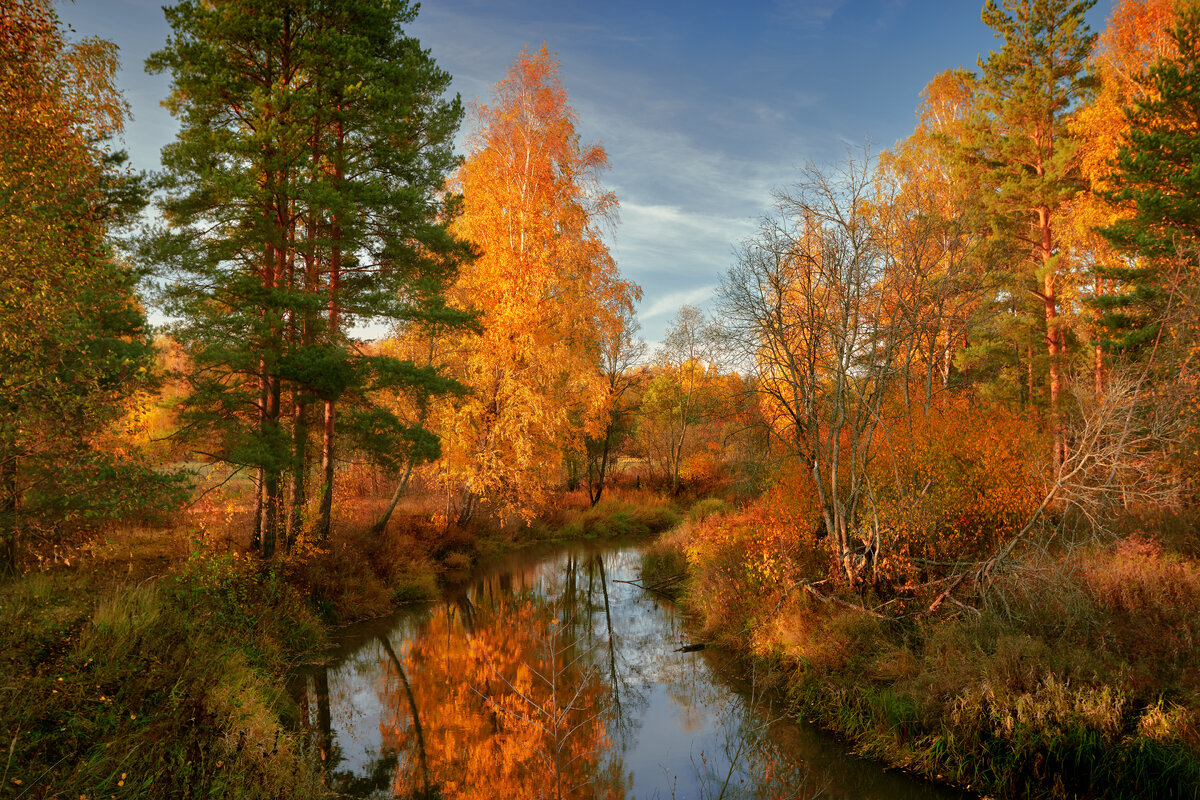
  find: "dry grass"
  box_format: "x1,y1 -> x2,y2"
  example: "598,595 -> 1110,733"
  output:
671,507 -> 1200,798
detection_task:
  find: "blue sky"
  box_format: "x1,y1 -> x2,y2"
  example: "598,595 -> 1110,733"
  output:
58,0 -> 1116,345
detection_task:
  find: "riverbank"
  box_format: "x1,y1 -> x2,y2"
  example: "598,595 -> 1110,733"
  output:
0,530 -> 330,798
643,511 -> 1200,798
286,487 -> 681,625
0,488 -> 681,797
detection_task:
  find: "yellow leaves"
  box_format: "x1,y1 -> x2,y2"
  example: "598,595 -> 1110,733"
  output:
1095,0 -> 1181,95
1065,0 -> 1182,272
429,46 -> 639,520
872,389 -> 1043,573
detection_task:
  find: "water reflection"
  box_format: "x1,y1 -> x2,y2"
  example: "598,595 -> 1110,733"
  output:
296,544 -> 967,800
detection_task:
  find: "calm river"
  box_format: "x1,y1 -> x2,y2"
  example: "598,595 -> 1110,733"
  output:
293,540 -> 969,799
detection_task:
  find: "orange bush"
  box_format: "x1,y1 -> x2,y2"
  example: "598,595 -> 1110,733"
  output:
871,391 -> 1044,585
685,472 -> 827,631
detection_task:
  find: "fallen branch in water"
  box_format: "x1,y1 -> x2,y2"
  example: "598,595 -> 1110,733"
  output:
615,573 -> 686,598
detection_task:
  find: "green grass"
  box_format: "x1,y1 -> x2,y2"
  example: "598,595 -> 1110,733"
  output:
687,496 -> 733,522
0,549 -> 331,799
639,534 -> 690,599
552,496 -> 682,541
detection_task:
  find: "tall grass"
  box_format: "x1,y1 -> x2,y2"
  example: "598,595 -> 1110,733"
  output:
668,505 -> 1200,798
0,550 -> 331,798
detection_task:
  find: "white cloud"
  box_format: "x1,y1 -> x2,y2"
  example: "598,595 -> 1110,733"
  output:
771,0 -> 849,33
406,1 -> 805,343
640,285 -> 716,321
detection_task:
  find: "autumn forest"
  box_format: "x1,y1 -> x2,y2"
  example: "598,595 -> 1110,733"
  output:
4,0 -> 1200,797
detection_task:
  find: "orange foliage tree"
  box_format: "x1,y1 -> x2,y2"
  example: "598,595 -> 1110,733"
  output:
433,47 -> 639,523
639,306 -> 724,495
877,69 -> 989,410
869,390 -> 1043,587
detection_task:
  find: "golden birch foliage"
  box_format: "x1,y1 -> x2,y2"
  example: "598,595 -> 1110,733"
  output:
0,0 -> 126,345
0,0 -> 176,568
439,46 -> 638,519
877,71 -> 988,396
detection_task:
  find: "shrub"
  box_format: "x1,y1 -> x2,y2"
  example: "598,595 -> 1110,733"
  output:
871,391 -> 1043,585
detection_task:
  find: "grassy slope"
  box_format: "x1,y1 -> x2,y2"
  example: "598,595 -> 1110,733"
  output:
0,531 -> 330,799
646,517 -> 1200,799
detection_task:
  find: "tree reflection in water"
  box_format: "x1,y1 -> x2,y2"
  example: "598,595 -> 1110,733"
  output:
294,547 -> 923,800
379,561 -> 626,799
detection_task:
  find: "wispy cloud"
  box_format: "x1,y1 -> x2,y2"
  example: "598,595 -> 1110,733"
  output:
640,285 -> 716,321
406,1 -> 811,341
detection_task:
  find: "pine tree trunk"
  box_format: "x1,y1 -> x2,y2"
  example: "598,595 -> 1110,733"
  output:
317,119 -> 344,542
317,399 -> 335,540
289,395 -> 308,550
259,213 -> 285,558
262,467 -> 280,559
262,364 -> 282,558
1027,342 -> 1035,409
252,470 -> 263,552
1039,208 -> 1066,472
373,338 -> 437,536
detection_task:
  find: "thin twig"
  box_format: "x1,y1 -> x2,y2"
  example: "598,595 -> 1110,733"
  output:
2,726 -> 18,788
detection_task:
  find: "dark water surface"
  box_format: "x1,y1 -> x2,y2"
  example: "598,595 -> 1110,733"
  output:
294,541 -> 969,799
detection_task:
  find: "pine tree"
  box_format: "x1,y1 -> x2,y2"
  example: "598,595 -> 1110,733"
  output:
1099,4 -> 1200,355
148,0 -> 469,555
970,0 -> 1097,469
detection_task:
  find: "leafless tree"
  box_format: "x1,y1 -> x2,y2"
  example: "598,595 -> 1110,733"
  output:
719,151 -> 906,585
586,302 -> 646,505
644,305 -> 723,495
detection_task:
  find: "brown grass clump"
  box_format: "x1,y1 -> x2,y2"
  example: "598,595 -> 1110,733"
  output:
1078,535 -> 1200,686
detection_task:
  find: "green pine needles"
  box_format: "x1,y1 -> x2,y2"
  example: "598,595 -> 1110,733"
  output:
147,0 -> 474,557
